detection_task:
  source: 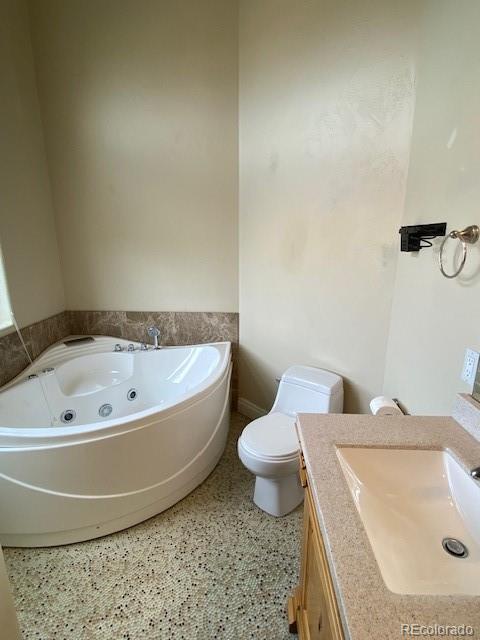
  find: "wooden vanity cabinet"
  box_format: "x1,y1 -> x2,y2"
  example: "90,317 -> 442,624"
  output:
288,454 -> 344,640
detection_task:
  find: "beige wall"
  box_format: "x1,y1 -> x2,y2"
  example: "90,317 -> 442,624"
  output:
239,0 -> 417,413
29,0 -> 238,312
383,0 -> 480,415
0,0 -> 65,329
4,0 -> 478,415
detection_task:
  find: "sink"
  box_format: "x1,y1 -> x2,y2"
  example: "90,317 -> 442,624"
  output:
336,447 -> 480,595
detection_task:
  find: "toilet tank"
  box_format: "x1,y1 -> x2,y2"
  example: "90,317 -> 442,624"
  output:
271,365 -> 343,417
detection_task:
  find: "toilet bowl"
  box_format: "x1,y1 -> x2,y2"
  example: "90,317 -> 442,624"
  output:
238,365 -> 343,517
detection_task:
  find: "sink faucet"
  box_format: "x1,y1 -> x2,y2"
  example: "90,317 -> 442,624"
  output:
471,466 -> 480,480
147,326 -> 161,350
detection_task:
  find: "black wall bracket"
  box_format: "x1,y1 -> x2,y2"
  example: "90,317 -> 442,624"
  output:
399,222 -> 447,252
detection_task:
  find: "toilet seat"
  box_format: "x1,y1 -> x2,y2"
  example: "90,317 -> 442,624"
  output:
237,364 -> 343,517
239,412 -> 298,461
237,412 -> 303,516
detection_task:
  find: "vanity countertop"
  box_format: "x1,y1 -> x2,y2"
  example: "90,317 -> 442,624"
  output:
296,413 -> 480,640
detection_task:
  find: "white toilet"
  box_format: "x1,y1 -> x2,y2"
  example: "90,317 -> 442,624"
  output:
238,365 -> 343,517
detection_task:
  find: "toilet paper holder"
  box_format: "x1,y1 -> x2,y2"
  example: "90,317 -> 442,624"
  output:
399,222 -> 446,252
370,396 -> 406,416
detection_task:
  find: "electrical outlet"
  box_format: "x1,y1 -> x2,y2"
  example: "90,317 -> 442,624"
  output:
461,348 -> 480,385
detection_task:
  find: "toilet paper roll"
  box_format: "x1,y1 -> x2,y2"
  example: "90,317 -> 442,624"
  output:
370,396 -> 403,416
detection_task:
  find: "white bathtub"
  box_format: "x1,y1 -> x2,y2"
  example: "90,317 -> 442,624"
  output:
0,336 -> 231,547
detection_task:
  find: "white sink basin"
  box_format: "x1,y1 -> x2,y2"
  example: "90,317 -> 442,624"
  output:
337,447 -> 480,595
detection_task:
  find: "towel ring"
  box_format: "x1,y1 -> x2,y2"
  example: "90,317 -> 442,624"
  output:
439,225 -> 479,279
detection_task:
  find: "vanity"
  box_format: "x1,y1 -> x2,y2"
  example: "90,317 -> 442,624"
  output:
288,453 -> 344,640
288,396 -> 480,639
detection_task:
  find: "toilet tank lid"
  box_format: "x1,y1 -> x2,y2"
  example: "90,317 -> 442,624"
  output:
281,365 -> 343,395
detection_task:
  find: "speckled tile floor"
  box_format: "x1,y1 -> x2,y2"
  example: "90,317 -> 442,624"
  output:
4,412 -> 302,640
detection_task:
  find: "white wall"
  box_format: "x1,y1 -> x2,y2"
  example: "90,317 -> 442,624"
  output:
29,0 -> 238,312
383,0 -> 480,415
239,0 -> 417,413
0,0 -> 65,329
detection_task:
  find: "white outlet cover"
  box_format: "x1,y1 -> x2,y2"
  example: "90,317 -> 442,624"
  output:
461,348 -> 480,385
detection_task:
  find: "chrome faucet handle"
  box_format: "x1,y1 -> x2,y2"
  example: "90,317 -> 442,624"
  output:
127,343 -> 135,352
114,343 -> 123,352
471,466 -> 480,480
147,325 -> 161,349
140,343 -> 148,351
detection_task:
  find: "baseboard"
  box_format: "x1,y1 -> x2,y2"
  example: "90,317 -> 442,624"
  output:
237,397 -> 267,420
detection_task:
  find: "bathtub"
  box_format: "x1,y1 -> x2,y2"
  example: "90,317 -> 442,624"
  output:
0,336 -> 231,547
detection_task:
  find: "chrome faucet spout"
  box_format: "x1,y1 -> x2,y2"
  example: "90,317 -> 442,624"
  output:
147,326 -> 161,349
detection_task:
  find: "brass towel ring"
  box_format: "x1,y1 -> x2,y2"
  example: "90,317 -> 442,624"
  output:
439,225 -> 479,279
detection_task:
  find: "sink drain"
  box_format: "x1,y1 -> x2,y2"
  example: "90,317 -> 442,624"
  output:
442,537 -> 468,558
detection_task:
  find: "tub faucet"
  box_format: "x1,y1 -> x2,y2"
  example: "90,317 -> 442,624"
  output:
147,326 -> 161,350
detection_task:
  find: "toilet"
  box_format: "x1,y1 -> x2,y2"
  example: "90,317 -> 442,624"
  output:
238,365 -> 343,516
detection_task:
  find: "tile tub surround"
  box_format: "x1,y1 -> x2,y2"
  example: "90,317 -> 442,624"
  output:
4,412 -> 302,640
0,311 -> 69,387
0,310 -> 239,397
67,310 -> 238,349
0,330 -> 30,388
296,413 -> 480,640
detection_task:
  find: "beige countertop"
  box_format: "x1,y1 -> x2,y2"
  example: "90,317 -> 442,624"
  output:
296,413 -> 480,640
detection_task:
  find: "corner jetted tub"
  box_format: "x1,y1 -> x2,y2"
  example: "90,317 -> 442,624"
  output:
0,336 -> 232,547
